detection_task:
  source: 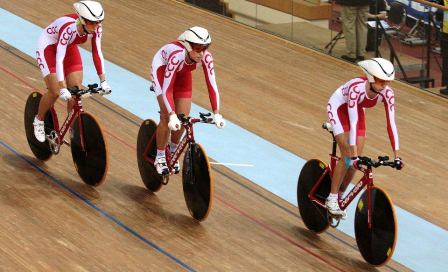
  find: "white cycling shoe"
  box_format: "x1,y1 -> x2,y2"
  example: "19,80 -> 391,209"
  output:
33,116 -> 45,143
325,198 -> 347,219
154,156 -> 169,175
172,160 -> 180,174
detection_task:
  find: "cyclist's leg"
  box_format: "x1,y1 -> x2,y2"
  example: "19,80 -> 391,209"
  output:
37,73 -> 59,120
154,94 -> 170,174
340,108 -> 366,190
65,70 -> 83,114
170,73 -> 192,145
34,42 -> 58,142
331,133 -> 351,194
340,136 -> 365,192
155,94 -> 170,150
324,132 -> 349,217
171,98 -> 192,144
64,46 -> 83,114
33,73 -> 58,142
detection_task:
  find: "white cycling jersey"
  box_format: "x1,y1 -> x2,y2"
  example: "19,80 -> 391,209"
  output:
327,77 -> 399,151
36,14 -> 105,81
150,41 -> 220,113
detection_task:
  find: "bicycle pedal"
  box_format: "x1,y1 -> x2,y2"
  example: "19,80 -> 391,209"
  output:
161,175 -> 169,185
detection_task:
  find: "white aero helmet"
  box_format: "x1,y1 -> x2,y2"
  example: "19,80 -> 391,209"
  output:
358,58 -> 395,83
73,1 -> 104,24
177,26 -> 211,52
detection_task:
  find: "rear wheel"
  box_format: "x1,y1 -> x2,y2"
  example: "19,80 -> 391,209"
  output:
355,186 -> 397,266
71,112 -> 109,186
297,159 -> 331,233
24,92 -> 55,161
136,119 -> 162,192
182,143 -> 213,221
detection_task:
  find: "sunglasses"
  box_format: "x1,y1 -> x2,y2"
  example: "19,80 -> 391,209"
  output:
85,19 -> 103,25
190,43 -> 210,53
374,77 -> 390,84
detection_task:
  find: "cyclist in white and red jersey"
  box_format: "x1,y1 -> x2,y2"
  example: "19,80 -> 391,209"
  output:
33,0 -> 111,142
325,58 -> 404,218
150,26 -> 226,175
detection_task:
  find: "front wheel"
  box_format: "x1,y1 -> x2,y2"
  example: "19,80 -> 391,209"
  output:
71,112 -> 109,186
24,92 -> 55,161
182,143 -> 213,221
355,186 -> 397,266
136,119 -> 163,192
297,159 -> 331,233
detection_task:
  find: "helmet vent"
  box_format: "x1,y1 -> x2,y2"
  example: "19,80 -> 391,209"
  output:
372,58 -> 393,77
188,29 -> 209,43
80,1 -> 103,19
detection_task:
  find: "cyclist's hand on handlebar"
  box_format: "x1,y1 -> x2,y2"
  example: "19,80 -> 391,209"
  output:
100,80 -> 112,95
213,113 -> 226,129
351,156 -> 361,170
394,157 -> 404,170
168,114 -> 181,131
59,88 -> 72,101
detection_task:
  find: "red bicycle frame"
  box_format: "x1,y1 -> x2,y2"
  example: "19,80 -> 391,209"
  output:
49,96 -> 86,150
143,117 -> 202,172
308,130 -> 376,227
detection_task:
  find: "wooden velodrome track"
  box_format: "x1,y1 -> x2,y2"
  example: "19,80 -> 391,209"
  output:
0,0 -> 447,271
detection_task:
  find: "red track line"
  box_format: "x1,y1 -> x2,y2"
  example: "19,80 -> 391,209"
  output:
215,195 -> 346,272
0,65 -> 135,150
1,64 -> 346,272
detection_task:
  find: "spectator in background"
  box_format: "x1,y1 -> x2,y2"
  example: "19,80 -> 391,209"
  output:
338,0 -> 371,62
440,0 -> 448,95
366,0 -> 388,52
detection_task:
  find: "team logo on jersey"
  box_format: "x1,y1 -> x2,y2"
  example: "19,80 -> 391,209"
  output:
165,54 -> 180,78
327,103 -> 336,125
46,26 -> 57,35
60,27 -> 74,45
385,89 -> 395,111
204,53 -> 214,76
348,86 -> 361,108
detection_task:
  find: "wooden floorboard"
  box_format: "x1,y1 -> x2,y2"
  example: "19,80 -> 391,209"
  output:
0,0 -> 445,270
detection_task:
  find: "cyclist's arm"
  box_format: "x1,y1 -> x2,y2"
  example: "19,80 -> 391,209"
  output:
381,89 -> 400,155
347,88 -> 360,157
201,51 -> 220,113
161,52 -> 182,114
56,26 -> 74,89
91,25 -> 105,80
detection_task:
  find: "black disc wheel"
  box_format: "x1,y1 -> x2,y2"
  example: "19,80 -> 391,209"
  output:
182,143 -> 213,221
24,92 -> 55,161
136,119 -> 162,192
355,186 -> 397,266
297,159 -> 331,233
71,112 -> 108,186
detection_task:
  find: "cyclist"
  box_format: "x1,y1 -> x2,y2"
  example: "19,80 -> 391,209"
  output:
33,0 -> 111,142
325,57 -> 404,218
150,26 -> 226,175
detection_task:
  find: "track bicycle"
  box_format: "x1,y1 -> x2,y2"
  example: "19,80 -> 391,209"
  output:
24,84 -> 109,186
297,123 -> 400,266
137,112 -> 214,221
